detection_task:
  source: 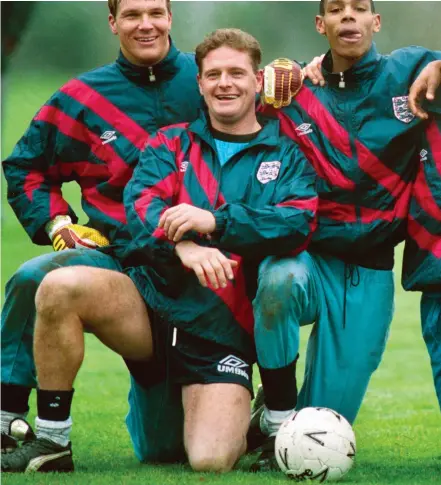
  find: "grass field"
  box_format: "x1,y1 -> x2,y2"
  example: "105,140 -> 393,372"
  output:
1,73 -> 441,485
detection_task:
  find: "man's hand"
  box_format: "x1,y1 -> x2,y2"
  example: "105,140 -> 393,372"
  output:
303,55 -> 325,86
46,215 -> 109,251
175,241 -> 238,289
262,58 -> 304,108
158,204 -> 216,242
408,60 -> 441,120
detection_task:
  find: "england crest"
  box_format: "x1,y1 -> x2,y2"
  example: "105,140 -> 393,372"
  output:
392,96 -> 415,124
257,161 -> 281,184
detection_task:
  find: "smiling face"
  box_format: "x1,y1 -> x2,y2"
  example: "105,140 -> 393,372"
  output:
197,46 -> 262,134
316,0 -> 381,72
109,0 -> 172,67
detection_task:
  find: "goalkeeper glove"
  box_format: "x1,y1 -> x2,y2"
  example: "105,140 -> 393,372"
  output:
45,215 -> 110,251
261,58 -> 304,109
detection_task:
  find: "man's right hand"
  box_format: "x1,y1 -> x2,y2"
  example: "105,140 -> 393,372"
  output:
175,240 -> 238,289
46,215 -> 110,251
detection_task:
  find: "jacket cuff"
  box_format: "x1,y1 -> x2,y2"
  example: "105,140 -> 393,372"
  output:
213,210 -> 228,239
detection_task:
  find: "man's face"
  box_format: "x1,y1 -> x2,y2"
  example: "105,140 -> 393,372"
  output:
198,47 -> 262,128
316,0 -> 381,64
109,0 -> 172,67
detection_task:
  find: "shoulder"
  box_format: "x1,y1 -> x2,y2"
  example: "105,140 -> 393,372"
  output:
386,46 -> 441,69
146,123 -> 191,150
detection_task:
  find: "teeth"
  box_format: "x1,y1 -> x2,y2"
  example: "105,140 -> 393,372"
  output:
217,95 -> 238,99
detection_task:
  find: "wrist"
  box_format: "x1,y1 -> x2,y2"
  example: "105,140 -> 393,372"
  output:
45,215 -> 72,240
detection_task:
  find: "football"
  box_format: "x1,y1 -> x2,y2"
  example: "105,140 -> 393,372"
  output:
275,407 -> 356,482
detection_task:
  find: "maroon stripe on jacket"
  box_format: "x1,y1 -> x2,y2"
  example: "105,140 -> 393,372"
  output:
23,171 -> 45,202
408,216 -> 441,258
277,112 -> 355,190
187,133 -> 219,207
295,86 -> 352,158
211,255 -> 254,335
35,106 -> 132,187
60,79 -> 149,151
82,186 -> 127,224
49,186 -> 70,219
134,172 -> 179,222
318,199 -> 357,222
277,197 -> 318,212
414,166 -> 441,222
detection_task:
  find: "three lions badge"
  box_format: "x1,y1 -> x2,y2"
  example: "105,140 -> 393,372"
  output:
257,161 -> 281,184
392,96 -> 415,124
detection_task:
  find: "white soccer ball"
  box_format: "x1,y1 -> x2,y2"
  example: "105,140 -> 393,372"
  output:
275,407 -> 356,482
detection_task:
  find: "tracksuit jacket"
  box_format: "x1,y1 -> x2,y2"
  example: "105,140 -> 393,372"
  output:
403,115 -> 441,291
263,44 -> 441,269
124,114 -> 317,359
2,40 -> 203,260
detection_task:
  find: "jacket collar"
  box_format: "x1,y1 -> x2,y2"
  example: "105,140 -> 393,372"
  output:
321,42 -> 383,87
116,37 -> 180,84
188,109 -> 281,149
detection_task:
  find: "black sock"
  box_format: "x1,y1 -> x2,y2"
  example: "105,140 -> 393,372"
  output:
1,383 -> 32,414
37,389 -> 75,421
259,356 -> 298,411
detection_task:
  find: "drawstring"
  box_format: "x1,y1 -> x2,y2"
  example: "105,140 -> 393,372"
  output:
343,264 -> 360,328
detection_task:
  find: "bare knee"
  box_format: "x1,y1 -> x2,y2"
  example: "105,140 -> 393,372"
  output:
187,444 -> 243,473
35,267 -> 86,318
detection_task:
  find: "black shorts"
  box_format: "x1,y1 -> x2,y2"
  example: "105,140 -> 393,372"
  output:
124,309 -> 253,395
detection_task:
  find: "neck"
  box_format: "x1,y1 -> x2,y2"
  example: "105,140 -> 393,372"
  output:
209,115 -> 261,136
330,45 -> 371,73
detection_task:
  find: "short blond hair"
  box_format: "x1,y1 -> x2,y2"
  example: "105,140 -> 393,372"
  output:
195,28 -> 262,73
108,0 -> 171,17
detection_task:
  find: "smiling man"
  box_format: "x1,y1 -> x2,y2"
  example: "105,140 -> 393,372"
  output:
2,28 -> 317,473
1,0 -> 204,470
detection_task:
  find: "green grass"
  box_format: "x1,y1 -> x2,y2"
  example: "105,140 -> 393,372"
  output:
2,73 -> 441,484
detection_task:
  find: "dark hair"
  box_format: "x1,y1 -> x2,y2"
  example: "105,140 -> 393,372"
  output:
108,0 -> 171,17
195,28 -> 262,73
319,0 -> 375,15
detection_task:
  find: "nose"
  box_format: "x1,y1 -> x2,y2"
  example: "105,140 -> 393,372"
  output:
138,14 -> 154,30
341,6 -> 356,22
218,72 -> 232,88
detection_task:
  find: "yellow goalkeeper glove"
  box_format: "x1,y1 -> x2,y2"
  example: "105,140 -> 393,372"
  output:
261,58 -> 304,109
45,215 -> 110,251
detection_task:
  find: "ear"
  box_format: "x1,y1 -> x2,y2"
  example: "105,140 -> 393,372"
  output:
255,69 -> 263,94
372,13 -> 381,33
315,15 -> 326,36
197,73 -> 204,96
109,14 -> 118,35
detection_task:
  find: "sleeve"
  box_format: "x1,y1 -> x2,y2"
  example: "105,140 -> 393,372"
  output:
402,114 -> 441,291
211,143 -> 317,258
2,92 -> 79,245
124,130 -> 181,268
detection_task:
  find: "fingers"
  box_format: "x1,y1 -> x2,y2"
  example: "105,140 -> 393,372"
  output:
426,77 -> 440,101
193,264 -> 208,287
196,254 -> 238,290
408,84 -> 428,120
303,56 -> 325,86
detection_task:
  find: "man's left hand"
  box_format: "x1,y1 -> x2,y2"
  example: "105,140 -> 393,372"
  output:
158,204 -> 216,242
408,60 -> 441,120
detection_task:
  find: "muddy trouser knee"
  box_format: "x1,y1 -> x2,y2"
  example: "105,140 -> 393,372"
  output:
1,249 -> 122,388
421,292 -> 441,411
253,251 -> 394,424
126,377 -> 185,463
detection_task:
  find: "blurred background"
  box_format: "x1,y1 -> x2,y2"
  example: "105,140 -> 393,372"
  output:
1,0 -> 441,290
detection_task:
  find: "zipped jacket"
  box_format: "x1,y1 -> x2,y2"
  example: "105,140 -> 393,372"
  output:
124,114 -> 317,358
402,116 -> 441,291
263,44 -> 441,269
2,40 -> 202,259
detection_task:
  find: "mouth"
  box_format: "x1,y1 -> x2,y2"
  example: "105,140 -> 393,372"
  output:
338,29 -> 362,43
215,94 -> 240,101
134,36 -> 158,46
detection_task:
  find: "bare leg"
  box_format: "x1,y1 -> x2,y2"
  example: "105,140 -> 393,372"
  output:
34,266 -> 152,390
182,383 -> 250,472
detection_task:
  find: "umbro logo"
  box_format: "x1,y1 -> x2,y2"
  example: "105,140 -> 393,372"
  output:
295,123 -> 313,136
180,161 -> 189,173
100,130 -> 117,145
217,355 -> 249,380
420,149 -> 428,162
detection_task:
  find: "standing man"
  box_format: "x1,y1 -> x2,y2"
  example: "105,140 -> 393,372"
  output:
1,0 -> 202,457
248,0 -> 441,464
2,28 -> 318,473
